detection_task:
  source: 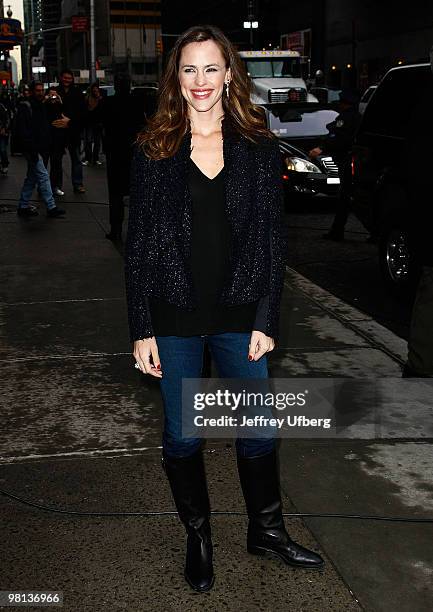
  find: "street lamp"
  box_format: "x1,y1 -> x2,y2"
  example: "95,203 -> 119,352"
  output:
243,20 -> 258,49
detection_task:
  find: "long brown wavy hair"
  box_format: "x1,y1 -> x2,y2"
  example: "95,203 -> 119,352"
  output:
136,24 -> 275,159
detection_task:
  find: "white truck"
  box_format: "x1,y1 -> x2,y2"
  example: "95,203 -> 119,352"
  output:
239,49 -> 318,104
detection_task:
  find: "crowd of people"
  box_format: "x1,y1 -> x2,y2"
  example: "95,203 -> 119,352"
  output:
1,69 -> 146,237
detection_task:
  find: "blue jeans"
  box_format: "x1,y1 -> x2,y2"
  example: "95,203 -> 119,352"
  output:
156,332 -> 276,458
18,153 -> 56,210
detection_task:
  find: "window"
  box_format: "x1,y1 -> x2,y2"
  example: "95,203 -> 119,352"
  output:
243,58 -> 301,79
361,65 -> 433,138
360,86 -> 376,104
132,62 -> 144,75
145,62 -> 157,74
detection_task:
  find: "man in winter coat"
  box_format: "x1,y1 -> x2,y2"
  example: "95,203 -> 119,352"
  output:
16,81 -> 66,218
53,69 -> 87,194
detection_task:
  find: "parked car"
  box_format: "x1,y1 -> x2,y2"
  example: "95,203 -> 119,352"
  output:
352,63 -> 432,293
358,85 -> 377,114
260,102 -> 340,205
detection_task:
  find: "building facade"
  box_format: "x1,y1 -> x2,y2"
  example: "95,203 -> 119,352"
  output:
41,0 -> 61,81
109,0 -> 161,83
55,0 -> 161,84
22,0 -> 43,81
278,0 -> 433,91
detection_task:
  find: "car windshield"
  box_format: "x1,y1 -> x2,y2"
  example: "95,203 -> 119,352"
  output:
263,103 -> 339,137
243,58 -> 301,78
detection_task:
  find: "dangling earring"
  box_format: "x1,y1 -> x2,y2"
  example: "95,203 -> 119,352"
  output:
225,80 -> 230,99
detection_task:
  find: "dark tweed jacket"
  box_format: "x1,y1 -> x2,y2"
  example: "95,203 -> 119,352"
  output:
124,116 -> 288,343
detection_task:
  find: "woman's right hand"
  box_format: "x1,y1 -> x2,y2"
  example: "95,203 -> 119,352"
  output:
133,337 -> 162,378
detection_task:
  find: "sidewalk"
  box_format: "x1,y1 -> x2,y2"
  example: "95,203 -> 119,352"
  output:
1,156 -> 433,612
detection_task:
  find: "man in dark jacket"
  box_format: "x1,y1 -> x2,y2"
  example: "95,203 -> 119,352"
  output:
16,81 -> 66,218
53,69 -> 87,193
100,72 -> 143,241
309,89 -> 361,241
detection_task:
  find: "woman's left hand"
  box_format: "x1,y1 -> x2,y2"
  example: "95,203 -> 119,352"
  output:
248,330 -> 275,361
52,114 -> 70,128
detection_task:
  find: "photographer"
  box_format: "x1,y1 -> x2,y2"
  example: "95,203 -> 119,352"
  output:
45,88 -> 66,196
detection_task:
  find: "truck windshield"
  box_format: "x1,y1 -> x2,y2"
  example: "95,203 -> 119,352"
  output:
244,58 -> 301,78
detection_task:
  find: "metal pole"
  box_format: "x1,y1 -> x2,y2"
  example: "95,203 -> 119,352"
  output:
24,25 -> 73,38
83,31 -> 87,74
90,0 -> 96,83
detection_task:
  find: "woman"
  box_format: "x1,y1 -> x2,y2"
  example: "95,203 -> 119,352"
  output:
83,83 -> 102,166
125,25 -> 324,592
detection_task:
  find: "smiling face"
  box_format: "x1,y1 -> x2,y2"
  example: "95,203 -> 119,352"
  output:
178,39 -> 231,115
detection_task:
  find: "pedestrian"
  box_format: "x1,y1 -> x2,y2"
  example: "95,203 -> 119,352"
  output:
125,25 -> 324,593
83,83 -> 103,166
10,85 -> 30,156
19,85 -> 31,101
16,81 -> 66,218
45,87 -> 66,196
100,72 -> 141,241
0,94 -> 10,174
309,89 -> 361,241
52,68 -> 87,194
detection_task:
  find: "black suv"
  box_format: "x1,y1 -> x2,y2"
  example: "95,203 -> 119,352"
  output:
352,63 -> 433,293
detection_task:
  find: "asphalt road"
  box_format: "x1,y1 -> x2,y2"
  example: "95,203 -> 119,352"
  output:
283,200 -> 414,340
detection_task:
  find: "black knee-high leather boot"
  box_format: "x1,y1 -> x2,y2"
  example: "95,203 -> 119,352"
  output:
236,448 -> 324,569
161,447 -> 215,591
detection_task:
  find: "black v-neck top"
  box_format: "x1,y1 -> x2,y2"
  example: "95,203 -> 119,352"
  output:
148,158 -> 259,336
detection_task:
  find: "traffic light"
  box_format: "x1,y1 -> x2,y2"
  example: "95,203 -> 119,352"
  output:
156,38 -> 163,55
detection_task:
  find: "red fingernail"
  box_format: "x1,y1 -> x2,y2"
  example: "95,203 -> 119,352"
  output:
156,364 -> 161,369
248,354 -> 253,361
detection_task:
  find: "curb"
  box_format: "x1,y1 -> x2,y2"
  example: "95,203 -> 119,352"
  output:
285,266 -> 408,365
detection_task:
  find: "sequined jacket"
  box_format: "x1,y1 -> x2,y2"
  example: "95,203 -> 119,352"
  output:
124,116 -> 288,343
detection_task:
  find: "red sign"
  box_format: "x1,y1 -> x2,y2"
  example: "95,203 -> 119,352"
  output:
72,15 -> 89,33
281,28 -> 312,57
